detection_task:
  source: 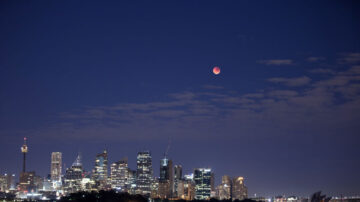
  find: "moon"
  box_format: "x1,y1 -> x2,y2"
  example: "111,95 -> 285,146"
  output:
213,66 -> 221,75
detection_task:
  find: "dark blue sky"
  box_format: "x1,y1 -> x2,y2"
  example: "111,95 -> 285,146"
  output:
1,0 -> 360,197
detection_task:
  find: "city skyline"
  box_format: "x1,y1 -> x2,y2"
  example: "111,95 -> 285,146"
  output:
1,0 -> 360,198
0,137 -> 356,199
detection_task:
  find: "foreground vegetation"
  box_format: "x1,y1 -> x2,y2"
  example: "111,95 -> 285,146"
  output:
59,190 -> 258,202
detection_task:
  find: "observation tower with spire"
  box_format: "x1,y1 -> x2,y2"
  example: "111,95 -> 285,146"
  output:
21,137 -> 28,173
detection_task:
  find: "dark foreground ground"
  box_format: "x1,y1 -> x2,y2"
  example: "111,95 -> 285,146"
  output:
58,191 -> 258,202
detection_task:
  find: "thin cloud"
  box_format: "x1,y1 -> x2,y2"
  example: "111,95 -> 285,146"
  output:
257,59 -> 293,65
169,91 -> 196,100
268,90 -> 299,99
203,84 -> 224,90
309,68 -> 335,74
306,57 -> 326,62
268,76 -> 311,86
33,65 -> 360,142
338,53 -> 360,64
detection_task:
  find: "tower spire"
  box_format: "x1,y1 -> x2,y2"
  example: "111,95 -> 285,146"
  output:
21,137 -> 28,173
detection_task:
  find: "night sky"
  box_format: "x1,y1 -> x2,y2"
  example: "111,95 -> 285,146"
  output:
1,0 -> 360,197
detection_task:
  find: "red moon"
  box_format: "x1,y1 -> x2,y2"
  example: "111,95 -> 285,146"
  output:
213,66 -> 220,75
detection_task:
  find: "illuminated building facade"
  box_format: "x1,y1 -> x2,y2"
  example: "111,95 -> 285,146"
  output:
183,174 -> 195,200
232,176 -> 248,200
93,150 -> 108,190
136,151 -> 153,196
110,158 -> 128,191
216,175 -> 232,200
50,152 -> 62,183
64,154 -> 84,193
150,178 -> 159,198
174,165 -> 182,180
0,173 -> 15,192
127,169 -> 137,194
194,168 -> 212,200
158,157 -> 173,198
19,171 -> 36,192
173,165 -> 182,198
0,175 -> 6,192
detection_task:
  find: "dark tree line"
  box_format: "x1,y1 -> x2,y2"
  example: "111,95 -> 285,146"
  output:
60,191 -> 259,202
59,190 -> 148,202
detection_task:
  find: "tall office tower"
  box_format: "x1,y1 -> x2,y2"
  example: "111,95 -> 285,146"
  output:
194,168 -> 212,200
21,137 -> 28,173
136,151 -> 153,196
34,174 -> 43,191
150,178 -> 159,199
127,169 -> 137,194
0,175 -> 6,192
232,176 -> 248,200
216,175 -> 232,200
93,150 -> 108,190
110,158 -> 129,191
51,152 -> 62,182
211,173 -> 215,197
0,174 -> 16,192
8,174 -> 16,190
173,165 -> 183,198
158,157 -> 173,198
183,174 -> 195,200
175,179 -> 184,198
174,165 -> 182,180
64,154 -> 84,194
211,173 -> 215,191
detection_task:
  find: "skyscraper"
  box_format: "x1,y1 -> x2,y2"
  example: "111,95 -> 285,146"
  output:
232,176 -> 248,200
173,165 -> 183,198
50,152 -> 62,182
194,168 -> 212,200
0,175 -> 6,192
136,151 -> 153,196
216,175 -> 232,200
0,174 -> 16,192
110,158 -> 128,191
93,150 -> 108,190
174,165 -> 182,180
158,157 -> 173,198
127,169 -> 137,194
64,154 -> 84,194
183,173 -> 195,200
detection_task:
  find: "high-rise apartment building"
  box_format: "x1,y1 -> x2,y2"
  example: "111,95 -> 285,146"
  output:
50,152 -> 62,182
194,168 -> 212,200
136,151 -> 153,196
93,150 -> 108,190
110,158 -> 128,191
